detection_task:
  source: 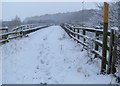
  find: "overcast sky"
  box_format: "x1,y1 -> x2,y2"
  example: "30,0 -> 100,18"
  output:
1,2 -> 99,21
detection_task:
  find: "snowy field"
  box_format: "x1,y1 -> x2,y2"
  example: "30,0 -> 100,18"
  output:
0,26 -> 116,84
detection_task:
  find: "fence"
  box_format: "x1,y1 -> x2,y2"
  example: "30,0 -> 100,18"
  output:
61,23 -> 119,75
13,24 -> 37,31
0,27 -> 8,34
0,25 -> 49,44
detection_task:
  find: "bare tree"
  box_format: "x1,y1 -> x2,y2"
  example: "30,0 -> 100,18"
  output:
9,16 -> 22,28
89,2 -> 119,29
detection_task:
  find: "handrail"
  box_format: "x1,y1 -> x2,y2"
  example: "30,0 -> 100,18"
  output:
64,25 -> 109,50
0,25 -> 49,44
0,27 -> 8,30
61,23 -> 119,75
66,24 -> 111,36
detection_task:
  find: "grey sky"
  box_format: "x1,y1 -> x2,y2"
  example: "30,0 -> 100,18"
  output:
2,2 -> 98,21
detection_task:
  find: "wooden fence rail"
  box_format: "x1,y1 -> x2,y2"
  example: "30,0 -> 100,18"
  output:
61,23 -> 119,75
0,25 -> 49,44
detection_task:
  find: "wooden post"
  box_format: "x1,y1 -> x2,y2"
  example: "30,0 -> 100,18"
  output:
67,27 -> 72,38
69,26 -> 73,36
95,33 -> 99,58
63,25 -> 72,38
74,28 -> 76,37
77,29 -> 80,43
81,30 -> 86,50
101,2 -> 109,74
107,29 -> 114,74
111,30 -> 117,74
118,1 -> 120,82
71,28 -> 74,36
83,30 -> 86,42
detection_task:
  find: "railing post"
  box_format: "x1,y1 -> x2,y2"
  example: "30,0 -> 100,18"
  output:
74,28 -> 76,37
62,24 -> 72,38
65,25 -> 72,38
107,29 -> 114,74
111,30 -> 117,74
81,30 -> 86,50
69,26 -> 73,36
101,2 -> 109,74
83,30 -> 86,42
95,32 -> 99,58
71,27 -> 73,36
77,29 -> 80,43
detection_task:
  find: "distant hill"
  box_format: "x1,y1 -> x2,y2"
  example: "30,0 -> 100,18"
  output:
2,9 -> 98,31
23,9 -> 97,25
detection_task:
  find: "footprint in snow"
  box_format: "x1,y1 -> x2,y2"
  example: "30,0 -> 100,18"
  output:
36,65 -> 40,70
34,71 -> 37,73
68,66 -> 71,69
77,67 -> 90,77
43,37 -> 47,41
48,77 -> 52,80
40,60 -> 44,64
32,77 -> 38,80
39,51 -> 43,54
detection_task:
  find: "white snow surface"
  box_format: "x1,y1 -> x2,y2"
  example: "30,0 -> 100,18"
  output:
0,26 -> 116,84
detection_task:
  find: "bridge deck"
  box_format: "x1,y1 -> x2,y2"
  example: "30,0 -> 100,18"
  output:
1,26 -> 116,84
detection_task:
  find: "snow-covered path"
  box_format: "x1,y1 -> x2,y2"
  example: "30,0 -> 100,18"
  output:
1,26 -> 116,84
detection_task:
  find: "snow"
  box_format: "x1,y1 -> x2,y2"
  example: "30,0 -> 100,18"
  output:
0,46 -> 2,85
0,26 -> 116,84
